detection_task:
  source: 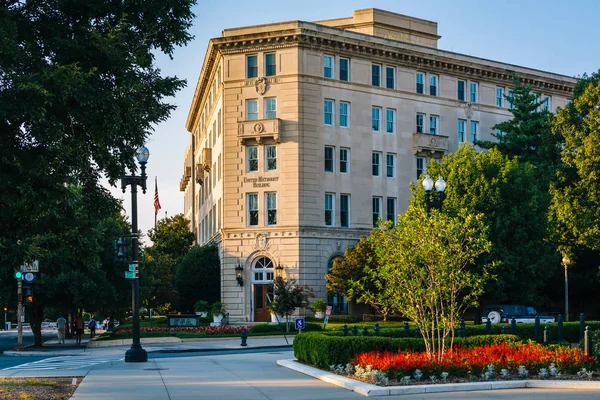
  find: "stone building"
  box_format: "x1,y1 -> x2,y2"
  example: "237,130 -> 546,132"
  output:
181,8 -> 576,322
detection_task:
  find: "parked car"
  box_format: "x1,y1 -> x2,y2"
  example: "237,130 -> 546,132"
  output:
483,305 -> 554,324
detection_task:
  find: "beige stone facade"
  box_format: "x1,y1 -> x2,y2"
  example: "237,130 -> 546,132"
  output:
181,9 -> 576,322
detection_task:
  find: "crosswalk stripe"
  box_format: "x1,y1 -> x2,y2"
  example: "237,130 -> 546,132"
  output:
3,357 -> 113,371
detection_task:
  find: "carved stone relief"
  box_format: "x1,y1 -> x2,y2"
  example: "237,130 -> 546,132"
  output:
255,77 -> 267,95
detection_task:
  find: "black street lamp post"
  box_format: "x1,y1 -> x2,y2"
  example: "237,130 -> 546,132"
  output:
422,174 -> 446,217
121,146 -> 149,363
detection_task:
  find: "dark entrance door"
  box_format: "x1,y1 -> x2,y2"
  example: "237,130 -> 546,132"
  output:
254,284 -> 273,322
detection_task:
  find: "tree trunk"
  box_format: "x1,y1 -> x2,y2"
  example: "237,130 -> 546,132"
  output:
28,303 -> 44,347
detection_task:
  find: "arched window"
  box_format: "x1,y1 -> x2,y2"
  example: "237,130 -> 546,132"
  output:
327,256 -> 348,315
253,256 -> 274,283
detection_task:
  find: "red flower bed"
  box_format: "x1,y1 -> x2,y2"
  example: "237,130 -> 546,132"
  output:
115,325 -> 251,336
353,342 -> 595,379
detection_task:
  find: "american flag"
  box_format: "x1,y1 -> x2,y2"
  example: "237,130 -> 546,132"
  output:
154,177 -> 162,216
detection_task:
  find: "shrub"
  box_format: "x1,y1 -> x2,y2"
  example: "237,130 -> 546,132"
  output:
293,331 -> 521,368
465,321 -> 600,343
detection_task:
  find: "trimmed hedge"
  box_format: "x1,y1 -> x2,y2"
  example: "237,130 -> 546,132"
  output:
464,321 -> 600,343
294,332 -> 521,368
249,322 -> 322,334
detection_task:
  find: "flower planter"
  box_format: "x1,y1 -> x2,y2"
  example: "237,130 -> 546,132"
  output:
314,311 -> 325,319
213,314 -> 224,326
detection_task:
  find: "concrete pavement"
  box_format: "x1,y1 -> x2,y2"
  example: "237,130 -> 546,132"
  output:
1,335 -> 600,399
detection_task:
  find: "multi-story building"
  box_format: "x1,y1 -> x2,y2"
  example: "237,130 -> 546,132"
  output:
181,8 -> 575,323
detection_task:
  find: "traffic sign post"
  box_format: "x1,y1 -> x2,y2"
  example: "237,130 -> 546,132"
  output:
295,318 -> 305,333
23,260 -> 39,272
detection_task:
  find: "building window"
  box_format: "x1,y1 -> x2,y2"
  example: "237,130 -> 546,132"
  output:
246,99 -> 258,121
372,64 -> 381,87
508,90 -> 514,109
340,102 -> 349,128
496,87 -> 504,107
386,66 -> 395,89
430,115 -> 439,135
386,153 -> 396,178
324,99 -> 334,126
372,152 -> 381,177
324,146 -> 334,172
266,192 -> 277,225
265,53 -> 276,76
386,108 -> 395,134
416,72 -> 424,94
470,121 -> 479,143
458,119 -> 466,143
387,197 -> 397,224
325,193 -> 334,226
372,197 -> 382,227
470,82 -> 478,103
247,146 -> 258,172
416,156 -> 425,180
340,194 -> 350,228
248,193 -> 258,226
264,97 -> 276,119
430,75 -> 438,96
458,80 -> 466,101
496,129 -> 504,142
372,107 -> 381,132
253,256 -> 274,282
324,55 -> 334,79
266,145 -> 276,171
416,113 -> 424,133
340,148 -> 349,174
543,95 -> 551,111
246,55 -> 258,78
339,58 -> 349,81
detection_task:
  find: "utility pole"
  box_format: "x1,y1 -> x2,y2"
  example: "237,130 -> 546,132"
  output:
17,277 -> 23,350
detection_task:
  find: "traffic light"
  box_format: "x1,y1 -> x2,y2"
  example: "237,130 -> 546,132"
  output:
23,286 -> 33,304
3,307 -> 7,312
14,266 -> 22,280
114,237 -> 128,261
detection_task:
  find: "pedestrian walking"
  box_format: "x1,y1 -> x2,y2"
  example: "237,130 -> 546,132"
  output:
56,315 -> 67,344
75,314 -> 84,346
88,316 -> 96,338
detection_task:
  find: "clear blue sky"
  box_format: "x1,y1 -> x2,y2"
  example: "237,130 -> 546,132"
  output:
108,0 -> 600,240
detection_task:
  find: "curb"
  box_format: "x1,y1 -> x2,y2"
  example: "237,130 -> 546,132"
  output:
277,359 -> 600,397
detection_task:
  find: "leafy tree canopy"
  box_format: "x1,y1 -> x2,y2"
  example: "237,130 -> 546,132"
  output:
174,244 -> 220,313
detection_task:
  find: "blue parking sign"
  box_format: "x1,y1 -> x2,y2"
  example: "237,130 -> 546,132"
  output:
295,318 -> 305,331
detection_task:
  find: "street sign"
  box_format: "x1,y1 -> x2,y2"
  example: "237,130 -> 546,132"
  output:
325,305 -> 333,317
124,271 -> 135,279
23,272 -> 36,283
294,318 -> 305,331
128,264 -> 136,272
23,261 -> 39,272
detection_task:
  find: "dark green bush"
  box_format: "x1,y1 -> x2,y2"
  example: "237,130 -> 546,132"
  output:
293,332 -> 520,368
464,321 -> 600,343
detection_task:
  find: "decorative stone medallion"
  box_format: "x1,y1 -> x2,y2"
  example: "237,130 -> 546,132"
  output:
253,233 -> 269,251
255,77 -> 267,95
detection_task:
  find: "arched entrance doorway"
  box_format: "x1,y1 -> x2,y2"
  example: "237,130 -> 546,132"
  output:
252,256 -> 275,322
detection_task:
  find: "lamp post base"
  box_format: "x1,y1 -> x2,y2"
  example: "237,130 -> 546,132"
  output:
125,347 -> 148,363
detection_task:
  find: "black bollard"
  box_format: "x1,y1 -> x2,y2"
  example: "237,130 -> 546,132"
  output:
543,326 -> 550,345
403,322 -> 410,338
374,323 -> 380,336
580,313 -> 586,342
352,325 -> 358,336
362,326 -> 368,336
511,317 -> 517,336
485,318 -> 491,334
501,325 -> 508,334
584,326 -> 592,357
241,329 -> 247,347
458,319 -> 465,338
534,316 -> 541,343
342,324 -> 348,337
557,314 -> 564,342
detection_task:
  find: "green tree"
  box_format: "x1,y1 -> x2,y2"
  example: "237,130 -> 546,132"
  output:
423,146 -> 558,305
373,206 -> 493,360
270,277 -> 314,332
0,0 -> 195,275
549,79 -> 600,253
141,214 -> 195,312
477,76 -> 558,171
174,244 -> 220,313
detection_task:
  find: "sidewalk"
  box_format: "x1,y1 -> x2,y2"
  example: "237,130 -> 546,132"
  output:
2,332 -> 294,357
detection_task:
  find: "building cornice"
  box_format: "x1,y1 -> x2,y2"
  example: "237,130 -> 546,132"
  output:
186,23 -> 576,133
